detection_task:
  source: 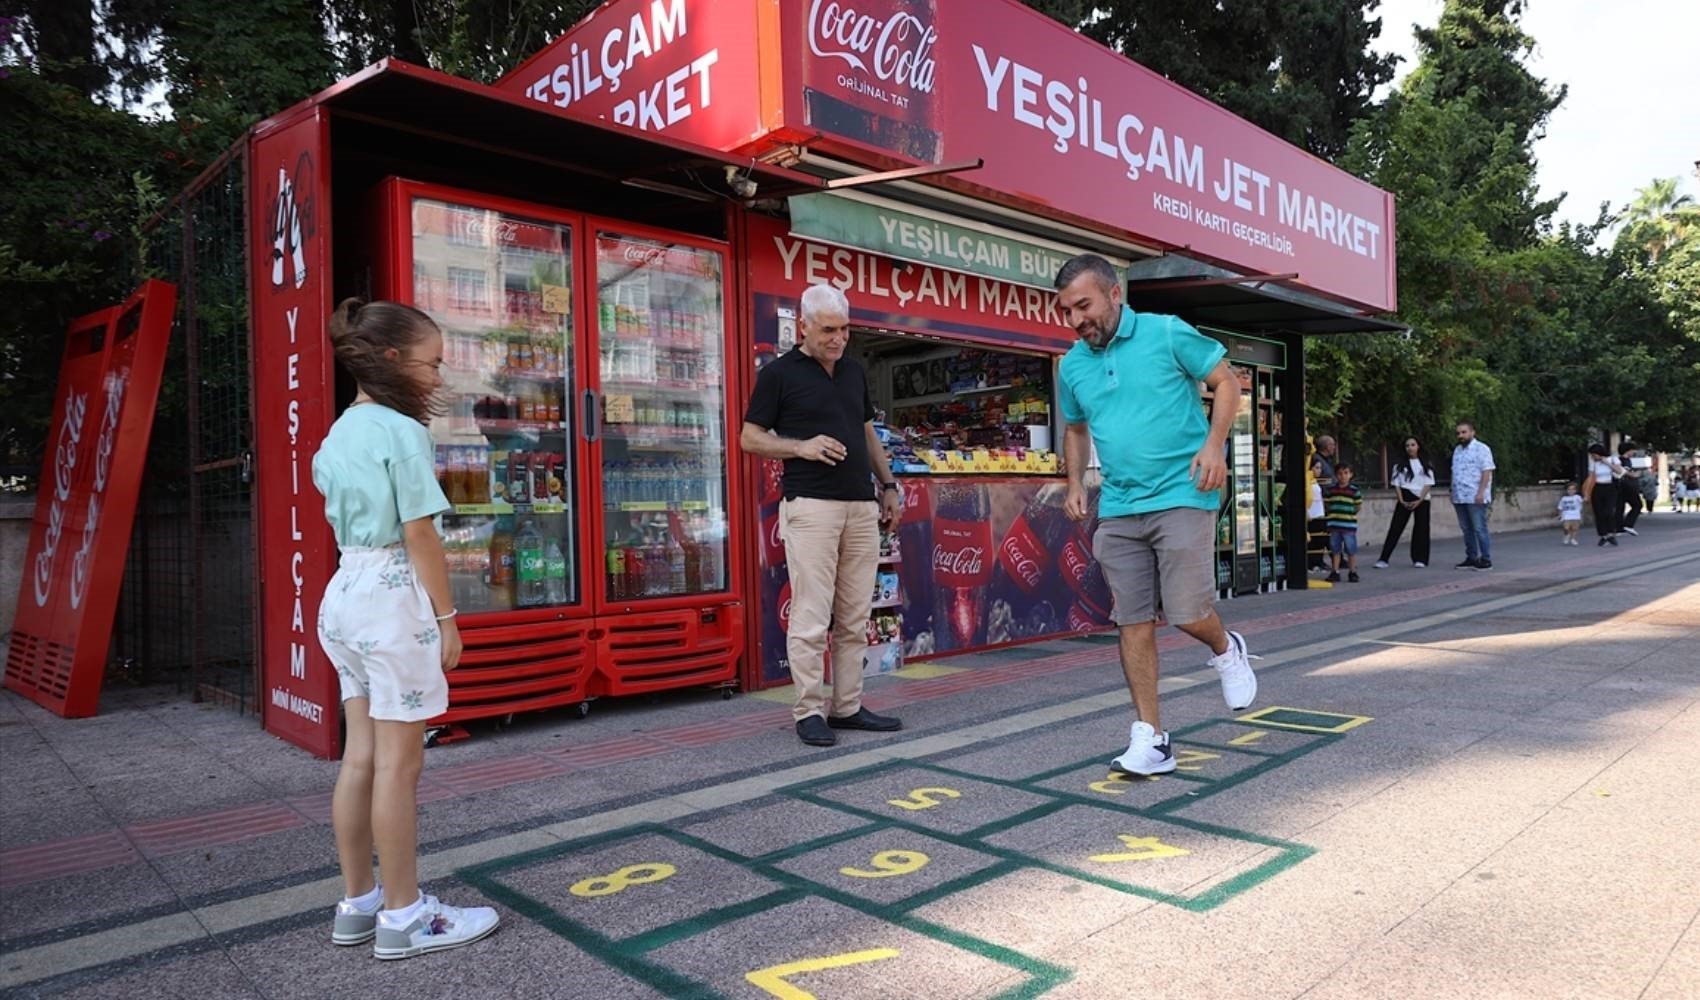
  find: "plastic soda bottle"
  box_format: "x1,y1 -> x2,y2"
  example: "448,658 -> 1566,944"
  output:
544,539 -> 568,604
515,518 -> 546,607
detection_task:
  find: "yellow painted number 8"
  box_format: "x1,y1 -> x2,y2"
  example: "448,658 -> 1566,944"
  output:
570,862 -> 677,898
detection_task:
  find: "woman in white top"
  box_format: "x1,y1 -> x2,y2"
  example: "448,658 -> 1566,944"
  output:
1376,436 -> 1436,567
1584,442 -> 1623,545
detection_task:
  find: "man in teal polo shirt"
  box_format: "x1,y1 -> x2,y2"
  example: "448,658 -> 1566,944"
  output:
1055,254 -> 1257,775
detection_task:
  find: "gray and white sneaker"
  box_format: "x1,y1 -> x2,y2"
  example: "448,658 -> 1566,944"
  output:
1209,630 -> 1258,710
1111,721 -> 1175,776
332,895 -> 381,946
374,895 -> 500,960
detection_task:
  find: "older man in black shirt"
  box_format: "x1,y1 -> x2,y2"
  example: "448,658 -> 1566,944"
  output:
742,284 -> 904,746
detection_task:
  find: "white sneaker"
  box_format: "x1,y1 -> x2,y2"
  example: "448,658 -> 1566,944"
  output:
374,895 -> 500,960
331,894 -> 381,946
1414,562 -> 1427,567
1209,630 -> 1257,710
1111,721 -> 1175,775
1622,527 -> 1638,536
1373,560 -> 1389,569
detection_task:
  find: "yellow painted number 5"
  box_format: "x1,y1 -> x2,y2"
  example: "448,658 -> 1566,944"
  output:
886,787 -> 961,811
747,949 -> 901,1000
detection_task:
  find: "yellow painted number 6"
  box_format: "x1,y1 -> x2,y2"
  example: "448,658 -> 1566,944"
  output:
747,948 -> 901,1000
886,787 -> 962,811
569,862 -> 677,898
840,850 -> 930,879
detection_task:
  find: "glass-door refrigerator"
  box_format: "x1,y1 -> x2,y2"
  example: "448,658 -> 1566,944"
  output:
366,181 -> 743,721
368,179 -> 595,722
586,227 -> 743,697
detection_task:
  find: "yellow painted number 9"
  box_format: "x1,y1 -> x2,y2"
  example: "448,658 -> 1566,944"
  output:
569,862 -> 677,898
886,787 -> 962,811
840,850 -> 931,879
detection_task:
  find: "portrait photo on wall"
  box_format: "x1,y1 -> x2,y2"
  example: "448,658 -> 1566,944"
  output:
895,359 -> 948,399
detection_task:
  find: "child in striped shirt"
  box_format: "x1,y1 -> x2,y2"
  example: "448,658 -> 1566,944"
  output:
1325,464 -> 1364,582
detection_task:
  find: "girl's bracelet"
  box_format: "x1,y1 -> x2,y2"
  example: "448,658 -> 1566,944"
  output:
434,608 -> 458,622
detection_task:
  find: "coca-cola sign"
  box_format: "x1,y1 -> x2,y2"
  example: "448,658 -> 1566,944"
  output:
933,518 -> 989,586
453,212 -> 518,246
997,519 -> 1045,593
32,391 -> 88,607
808,0 -> 937,94
70,372 -> 126,609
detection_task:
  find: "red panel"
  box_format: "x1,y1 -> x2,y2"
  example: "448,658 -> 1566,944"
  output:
589,604 -> 743,697
774,0 -> 1395,312
6,280 -> 178,717
496,0 -> 770,151
251,111 -> 340,758
431,617 -> 593,722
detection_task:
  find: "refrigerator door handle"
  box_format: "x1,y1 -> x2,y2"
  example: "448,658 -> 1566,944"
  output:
582,389 -> 600,442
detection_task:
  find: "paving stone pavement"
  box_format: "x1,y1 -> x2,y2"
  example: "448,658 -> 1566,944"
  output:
2,516 -> 1697,999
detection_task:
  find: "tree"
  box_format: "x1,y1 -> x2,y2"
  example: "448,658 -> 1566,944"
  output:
327,0 -> 600,84
1400,0 -> 1564,248
0,65 -> 171,477
1319,0 -> 1694,482
104,0 -> 338,164
1619,176 -> 1700,263
1047,0 -> 1397,159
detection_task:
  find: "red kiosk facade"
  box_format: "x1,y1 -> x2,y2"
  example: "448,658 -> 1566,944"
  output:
109,0 -> 1396,752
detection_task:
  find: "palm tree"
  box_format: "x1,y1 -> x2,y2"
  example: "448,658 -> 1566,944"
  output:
1621,177 -> 1699,262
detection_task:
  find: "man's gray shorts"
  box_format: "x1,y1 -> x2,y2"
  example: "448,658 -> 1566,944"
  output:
1092,507 -> 1218,626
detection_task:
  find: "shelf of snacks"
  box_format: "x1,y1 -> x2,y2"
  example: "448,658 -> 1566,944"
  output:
878,425 -> 1058,476
864,612 -> 903,676
878,527 -> 901,565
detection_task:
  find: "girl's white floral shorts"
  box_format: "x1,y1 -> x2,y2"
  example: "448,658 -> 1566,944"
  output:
317,545 -> 449,723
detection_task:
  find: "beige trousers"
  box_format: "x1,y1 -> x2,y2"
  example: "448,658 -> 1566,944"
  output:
779,497 -> 880,722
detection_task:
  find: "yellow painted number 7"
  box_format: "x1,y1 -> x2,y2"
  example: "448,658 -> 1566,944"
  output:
747,949 -> 901,1000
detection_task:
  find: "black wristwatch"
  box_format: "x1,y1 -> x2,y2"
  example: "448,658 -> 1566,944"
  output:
880,481 -> 899,492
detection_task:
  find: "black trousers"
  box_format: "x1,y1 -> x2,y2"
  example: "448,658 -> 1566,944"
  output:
1377,489 -> 1431,564
1591,482 -> 1619,537
1618,484 -> 1642,529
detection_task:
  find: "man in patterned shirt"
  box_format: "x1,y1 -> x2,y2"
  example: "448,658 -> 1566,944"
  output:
1450,420 -> 1496,570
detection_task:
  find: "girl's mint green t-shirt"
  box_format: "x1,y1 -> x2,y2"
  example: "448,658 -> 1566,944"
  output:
312,402 -> 449,548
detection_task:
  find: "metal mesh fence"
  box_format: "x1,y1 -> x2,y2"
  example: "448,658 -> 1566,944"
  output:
112,149 -> 255,709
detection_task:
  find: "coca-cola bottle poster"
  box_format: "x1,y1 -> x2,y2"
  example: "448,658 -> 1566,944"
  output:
904,478 -> 1113,657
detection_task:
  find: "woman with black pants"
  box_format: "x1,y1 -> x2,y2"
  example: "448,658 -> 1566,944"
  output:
1586,443 -> 1623,546
1375,436 -> 1434,567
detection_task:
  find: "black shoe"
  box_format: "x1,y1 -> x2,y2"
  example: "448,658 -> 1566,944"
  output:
1325,571 -> 1341,582
1598,537 -> 1607,546
1474,559 -> 1492,570
1607,536 -> 1618,546
796,715 -> 837,747
1348,571 -> 1360,582
827,707 -> 902,732
1455,559 -> 1478,569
